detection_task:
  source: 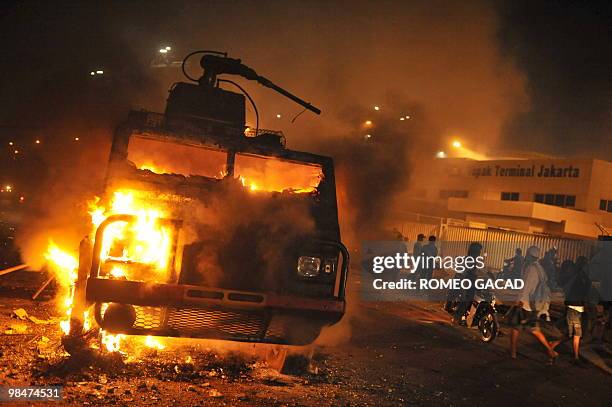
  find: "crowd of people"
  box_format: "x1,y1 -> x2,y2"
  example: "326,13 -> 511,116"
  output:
503,245 -> 606,365
402,231 -> 610,365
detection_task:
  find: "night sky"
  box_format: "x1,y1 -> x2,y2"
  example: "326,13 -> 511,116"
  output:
496,1 -> 612,156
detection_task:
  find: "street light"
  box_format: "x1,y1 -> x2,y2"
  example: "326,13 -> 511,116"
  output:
374,105 -> 380,111
364,120 -> 372,126
452,140 -> 462,148
436,151 -> 447,158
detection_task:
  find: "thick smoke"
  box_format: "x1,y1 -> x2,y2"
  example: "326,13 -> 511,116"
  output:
317,100 -> 434,243
178,182 -> 316,291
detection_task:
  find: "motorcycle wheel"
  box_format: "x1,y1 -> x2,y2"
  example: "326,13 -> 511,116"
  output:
478,311 -> 498,343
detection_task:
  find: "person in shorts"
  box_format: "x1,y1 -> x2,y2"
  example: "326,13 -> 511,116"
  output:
563,256 -> 591,363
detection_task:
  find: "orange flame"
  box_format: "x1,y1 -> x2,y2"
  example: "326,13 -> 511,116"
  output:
46,188 -> 175,351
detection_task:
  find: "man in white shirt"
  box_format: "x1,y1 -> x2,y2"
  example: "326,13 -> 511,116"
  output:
508,245 -> 560,363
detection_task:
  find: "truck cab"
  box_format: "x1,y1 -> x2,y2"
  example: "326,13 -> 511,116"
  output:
71,53 -> 348,345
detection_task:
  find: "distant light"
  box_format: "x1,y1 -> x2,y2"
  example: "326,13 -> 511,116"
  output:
90,71 -> 95,76
400,117 -> 405,121
165,46 -> 171,51
74,137 -> 80,141
19,196 -> 24,202
452,140 -> 462,148
365,134 -> 372,140
159,49 -> 168,54
364,120 -> 372,126
276,114 -> 281,118
96,70 -> 104,75
8,141 -> 13,146
13,150 -> 18,154
374,106 -> 380,111
436,151 -> 447,158
405,115 -> 410,119
35,139 -> 41,144
5,185 -> 12,192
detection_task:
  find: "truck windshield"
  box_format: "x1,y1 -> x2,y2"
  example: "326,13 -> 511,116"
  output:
234,153 -> 323,193
127,136 -> 227,179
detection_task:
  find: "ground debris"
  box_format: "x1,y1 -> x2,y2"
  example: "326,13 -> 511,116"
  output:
208,388 -> 223,398
11,307 -> 60,325
4,322 -> 29,334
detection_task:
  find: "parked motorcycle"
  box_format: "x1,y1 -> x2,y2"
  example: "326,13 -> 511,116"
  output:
444,285 -> 500,343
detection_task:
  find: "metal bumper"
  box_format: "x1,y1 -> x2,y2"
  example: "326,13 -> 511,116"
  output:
86,278 -> 345,345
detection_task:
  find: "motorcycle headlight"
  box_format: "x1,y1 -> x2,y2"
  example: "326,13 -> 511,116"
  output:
297,256 -> 321,277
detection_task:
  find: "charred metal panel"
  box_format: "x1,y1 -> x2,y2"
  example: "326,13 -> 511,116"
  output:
165,83 -> 245,130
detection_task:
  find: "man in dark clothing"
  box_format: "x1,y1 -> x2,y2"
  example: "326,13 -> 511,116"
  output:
452,242 -> 483,325
505,248 -> 524,278
540,247 -> 559,289
560,256 -> 591,362
413,234 -> 425,257
420,236 -> 438,281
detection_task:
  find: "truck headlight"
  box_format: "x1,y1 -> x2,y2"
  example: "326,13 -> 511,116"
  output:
297,256 -> 321,277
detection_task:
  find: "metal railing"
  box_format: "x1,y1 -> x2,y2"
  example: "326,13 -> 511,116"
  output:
394,214 -> 595,270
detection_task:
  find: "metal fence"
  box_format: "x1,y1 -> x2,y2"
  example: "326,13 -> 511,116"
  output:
395,217 -> 595,271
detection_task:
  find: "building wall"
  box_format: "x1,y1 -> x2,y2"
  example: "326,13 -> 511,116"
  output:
398,157 -> 612,238
587,159 -> 612,214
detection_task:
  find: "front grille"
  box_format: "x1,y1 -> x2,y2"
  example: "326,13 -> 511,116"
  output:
95,301 -> 324,344
166,307 -> 267,338
133,306 -> 164,330
265,316 -> 288,340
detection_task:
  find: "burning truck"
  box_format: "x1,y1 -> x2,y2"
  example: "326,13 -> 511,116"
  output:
61,51 -> 348,353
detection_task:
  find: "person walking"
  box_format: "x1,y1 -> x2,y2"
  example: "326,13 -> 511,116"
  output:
561,256 -> 591,364
508,245 -> 559,363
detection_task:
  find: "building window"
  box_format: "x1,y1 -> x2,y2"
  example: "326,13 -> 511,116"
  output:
439,190 -> 469,199
501,192 -> 519,201
534,194 -> 576,208
601,199 -> 612,212
545,194 -> 555,205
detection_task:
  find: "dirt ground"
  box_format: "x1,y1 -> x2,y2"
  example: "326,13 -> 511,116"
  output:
0,270 -> 610,406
